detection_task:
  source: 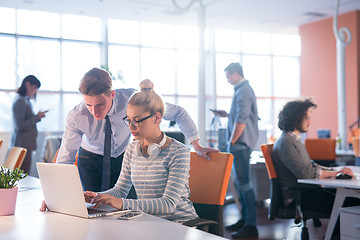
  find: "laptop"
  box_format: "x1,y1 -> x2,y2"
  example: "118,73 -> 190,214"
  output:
36,162 -> 124,218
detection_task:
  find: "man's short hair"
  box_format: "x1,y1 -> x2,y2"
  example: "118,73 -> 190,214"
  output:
224,62 -> 244,77
278,98 -> 317,132
79,67 -> 112,96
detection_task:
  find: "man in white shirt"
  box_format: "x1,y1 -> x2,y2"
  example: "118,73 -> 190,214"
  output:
56,67 -> 217,193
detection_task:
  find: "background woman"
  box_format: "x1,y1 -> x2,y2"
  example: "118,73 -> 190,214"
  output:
84,88 -> 198,223
10,75 -> 47,173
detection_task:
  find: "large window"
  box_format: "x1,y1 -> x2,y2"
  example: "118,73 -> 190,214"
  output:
0,6 -> 301,141
107,20 -> 200,131
0,7 -> 102,132
0,36 -> 16,89
17,10 -> 60,38
17,38 -> 61,91
62,42 -> 101,92
0,7 -> 15,34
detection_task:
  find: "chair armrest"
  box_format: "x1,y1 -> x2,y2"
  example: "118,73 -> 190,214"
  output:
183,218 -> 218,232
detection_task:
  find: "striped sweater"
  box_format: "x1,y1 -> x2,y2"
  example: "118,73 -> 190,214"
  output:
102,138 -> 198,222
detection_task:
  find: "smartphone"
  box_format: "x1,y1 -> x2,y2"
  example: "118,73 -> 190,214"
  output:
117,210 -> 143,220
209,109 -> 218,113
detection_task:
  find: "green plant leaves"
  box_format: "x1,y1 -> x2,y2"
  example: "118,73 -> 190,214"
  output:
0,167 -> 28,189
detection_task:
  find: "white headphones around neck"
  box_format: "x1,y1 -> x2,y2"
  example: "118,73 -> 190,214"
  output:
137,132 -> 167,157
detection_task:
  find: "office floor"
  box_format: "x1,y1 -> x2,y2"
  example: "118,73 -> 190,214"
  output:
223,200 -> 329,240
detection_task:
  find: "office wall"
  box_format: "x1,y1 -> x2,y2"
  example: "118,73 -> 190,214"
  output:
300,10 -> 360,139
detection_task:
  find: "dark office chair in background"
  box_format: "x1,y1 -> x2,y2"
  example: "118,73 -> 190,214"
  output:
183,152 -> 233,236
163,131 -> 185,144
261,144 -> 330,240
165,121 -> 186,144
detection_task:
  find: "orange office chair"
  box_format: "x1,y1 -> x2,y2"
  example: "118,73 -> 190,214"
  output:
352,137 -> 360,156
349,128 -> 360,144
304,138 -> 336,167
53,148 -> 60,163
3,147 -> 28,170
352,137 -> 360,166
53,148 -> 78,166
183,152 -> 233,236
261,144 -> 330,240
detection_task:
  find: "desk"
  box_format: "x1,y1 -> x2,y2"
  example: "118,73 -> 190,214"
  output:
0,177 -> 226,240
250,151 -> 270,202
336,149 -> 355,156
298,166 -> 360,240
336,149 -> 357,166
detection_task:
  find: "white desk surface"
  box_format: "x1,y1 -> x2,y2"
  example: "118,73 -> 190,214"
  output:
336,149 -> 355,156
0,177 -> 226,240
250,150 -> 265,164
298,166 -> 360,240
298,178 -> 360,189
298,166 -> 360,188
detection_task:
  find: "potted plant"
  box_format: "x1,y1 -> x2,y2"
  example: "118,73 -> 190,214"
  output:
0,166 -> 27,216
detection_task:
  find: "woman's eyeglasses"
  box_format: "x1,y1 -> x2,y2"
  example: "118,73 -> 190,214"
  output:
123,114 -> 154,127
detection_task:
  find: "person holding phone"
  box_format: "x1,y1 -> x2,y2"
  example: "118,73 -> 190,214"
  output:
213,63 -> 259,238
84,88 -> 198,223
10,75 -> 48,173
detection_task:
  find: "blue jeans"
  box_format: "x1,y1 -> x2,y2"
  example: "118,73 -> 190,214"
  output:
228,143 -> 257,227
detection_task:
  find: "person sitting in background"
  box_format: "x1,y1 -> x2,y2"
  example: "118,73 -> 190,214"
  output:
272,98 -> 359,237
83,88 -> 198,223
11,75 -> 48,174
140,79 -> 153,92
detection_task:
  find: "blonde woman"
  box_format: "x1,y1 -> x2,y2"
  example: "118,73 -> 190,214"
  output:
84,89 -> 198,222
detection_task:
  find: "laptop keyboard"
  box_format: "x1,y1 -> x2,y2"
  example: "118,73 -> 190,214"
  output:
87,207 -> 106,214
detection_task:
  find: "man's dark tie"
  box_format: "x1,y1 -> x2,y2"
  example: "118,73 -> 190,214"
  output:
101,115 -> 111,191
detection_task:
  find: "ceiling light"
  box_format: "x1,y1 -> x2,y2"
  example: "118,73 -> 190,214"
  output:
304,12 -> 328,18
